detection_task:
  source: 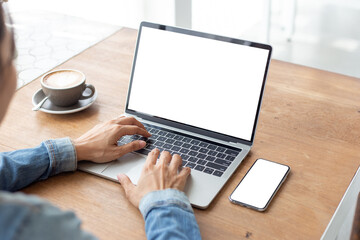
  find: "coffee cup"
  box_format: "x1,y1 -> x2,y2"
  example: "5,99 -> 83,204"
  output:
41,69 -> 95,107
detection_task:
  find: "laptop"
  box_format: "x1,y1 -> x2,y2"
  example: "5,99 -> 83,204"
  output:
321,166 -> 360,240
78,21 -> 272,209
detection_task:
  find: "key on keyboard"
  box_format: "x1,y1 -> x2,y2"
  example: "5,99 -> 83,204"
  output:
117,122 -> 242,177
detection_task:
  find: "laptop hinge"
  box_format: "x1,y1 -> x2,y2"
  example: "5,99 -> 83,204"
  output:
228,141 -> 250,148
125,113 -> 252,148
229,141 -> 241,146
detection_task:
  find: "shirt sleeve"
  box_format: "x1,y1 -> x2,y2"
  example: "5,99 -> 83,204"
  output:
0,191 -> 97,240
139,189 -> 202,240
0,138 -> 77,191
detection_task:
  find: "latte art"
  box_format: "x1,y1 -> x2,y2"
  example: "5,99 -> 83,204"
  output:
43,70 -> 84,89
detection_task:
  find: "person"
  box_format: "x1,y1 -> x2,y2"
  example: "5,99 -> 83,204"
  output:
0,3 -> 201,240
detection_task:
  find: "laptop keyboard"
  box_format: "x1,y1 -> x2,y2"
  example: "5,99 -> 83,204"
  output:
117,122 -> 242,177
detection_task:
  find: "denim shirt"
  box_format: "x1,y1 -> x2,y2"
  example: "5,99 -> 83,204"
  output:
0,138 -> 201,240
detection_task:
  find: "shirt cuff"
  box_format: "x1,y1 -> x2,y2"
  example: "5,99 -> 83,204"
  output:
44,137 -> 77,176
139,189 -> 193,219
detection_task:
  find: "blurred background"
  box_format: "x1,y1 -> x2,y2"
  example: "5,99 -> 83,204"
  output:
7,0 -> 360,88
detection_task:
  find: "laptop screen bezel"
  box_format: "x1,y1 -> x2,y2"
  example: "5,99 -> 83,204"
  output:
125,21 -> 272,146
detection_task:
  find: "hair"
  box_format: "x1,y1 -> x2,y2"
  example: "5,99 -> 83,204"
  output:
0,3 -> 16,72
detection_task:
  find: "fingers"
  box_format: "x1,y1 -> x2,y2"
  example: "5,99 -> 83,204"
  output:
118,125 -> 151,138
168,154 -> 182,173
109,117 -> 151,142
117,174 -> 137,204
115,116 -> 147,131
117,174 -> 136,197
145,148 -> 160,167
117,140 -> 146,156
177,167 -> 191,190
178,167 -> 191,179
158,151 -> 172,166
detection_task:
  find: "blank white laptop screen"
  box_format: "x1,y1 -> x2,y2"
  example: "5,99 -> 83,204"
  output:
128,26 -> 270,141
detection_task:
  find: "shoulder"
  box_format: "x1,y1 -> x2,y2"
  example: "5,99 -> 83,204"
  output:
0,191 -> 49,210
0,191 -> 50,240
0,191 -> 96,240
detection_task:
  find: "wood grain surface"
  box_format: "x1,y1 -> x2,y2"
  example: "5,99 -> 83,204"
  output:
0,27 -> 359,239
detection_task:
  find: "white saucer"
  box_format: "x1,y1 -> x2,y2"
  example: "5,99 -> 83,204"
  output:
32,88 -> 97,114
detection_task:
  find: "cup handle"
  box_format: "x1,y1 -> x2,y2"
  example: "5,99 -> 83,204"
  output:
80,84 -> 95,100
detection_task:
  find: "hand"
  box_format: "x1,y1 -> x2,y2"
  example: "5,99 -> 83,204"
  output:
117,149 -> 191,208
73,116 -> 151,163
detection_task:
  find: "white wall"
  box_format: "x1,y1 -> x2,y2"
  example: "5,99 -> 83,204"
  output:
9,0 -> 266,37
192,0 -> 265,38
9,0 -> 176,28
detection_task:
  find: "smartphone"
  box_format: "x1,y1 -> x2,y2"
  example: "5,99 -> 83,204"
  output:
229,158 -> 290,211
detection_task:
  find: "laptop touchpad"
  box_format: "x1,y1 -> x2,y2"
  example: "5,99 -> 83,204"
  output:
102,153 -> 146,184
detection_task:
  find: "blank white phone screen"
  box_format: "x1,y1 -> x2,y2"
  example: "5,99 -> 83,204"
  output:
128,26 -> 270,141
231,159 -> 289,209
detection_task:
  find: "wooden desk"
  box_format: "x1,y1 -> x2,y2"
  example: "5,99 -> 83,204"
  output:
0,27 -> 359,239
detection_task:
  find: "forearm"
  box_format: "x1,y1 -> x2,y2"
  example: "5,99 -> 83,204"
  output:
140,189 -> 201,240
0,138 -> 77,191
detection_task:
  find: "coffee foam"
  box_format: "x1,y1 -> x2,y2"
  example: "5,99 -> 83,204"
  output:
43,70 -> 84,89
